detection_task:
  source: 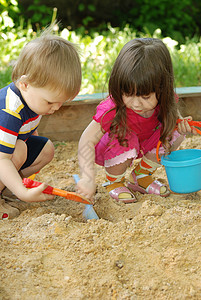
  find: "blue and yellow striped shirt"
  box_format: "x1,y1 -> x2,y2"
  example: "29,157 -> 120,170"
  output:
0,83 -> 42,154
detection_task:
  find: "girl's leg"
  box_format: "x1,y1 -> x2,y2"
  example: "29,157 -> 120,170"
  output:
128,155 -> 170,196
104,159 -> 137,203
95,132 -> 140,203
128,132 -> 185,196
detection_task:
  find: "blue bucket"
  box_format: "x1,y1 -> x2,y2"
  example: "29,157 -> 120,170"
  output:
161,149 -> 201,193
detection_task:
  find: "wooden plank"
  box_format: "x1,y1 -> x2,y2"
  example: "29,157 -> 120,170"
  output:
178,96 -> 201,120
38,103 -> 98,141
63,93 -> 107,106
175,86 -> 201,98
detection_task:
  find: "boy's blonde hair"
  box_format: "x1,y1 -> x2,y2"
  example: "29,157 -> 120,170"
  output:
12,30 -> 82,100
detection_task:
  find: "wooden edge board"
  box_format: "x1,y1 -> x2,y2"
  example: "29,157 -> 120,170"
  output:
63,87 -> 201,106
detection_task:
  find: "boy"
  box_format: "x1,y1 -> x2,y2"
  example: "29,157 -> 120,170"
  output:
0,28 -> 82,219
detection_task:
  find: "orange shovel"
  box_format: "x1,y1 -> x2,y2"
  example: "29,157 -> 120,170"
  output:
23,178 -> 91,204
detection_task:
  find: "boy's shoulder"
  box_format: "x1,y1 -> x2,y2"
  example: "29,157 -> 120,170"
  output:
0,82 -> 19,97
0,82 -> 26,112
0,83 -> 11,94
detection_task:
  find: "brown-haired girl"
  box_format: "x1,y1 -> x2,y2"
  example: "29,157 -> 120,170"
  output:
77,38 -> 197,203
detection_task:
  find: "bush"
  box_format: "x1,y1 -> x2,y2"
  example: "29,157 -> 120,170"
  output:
17,0 -> 201,43
0,23 -> 200,92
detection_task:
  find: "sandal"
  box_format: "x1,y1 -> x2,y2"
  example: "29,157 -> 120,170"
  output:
127,169 -> 170,197
105,180 -> 137,203
0,198 -> 20,220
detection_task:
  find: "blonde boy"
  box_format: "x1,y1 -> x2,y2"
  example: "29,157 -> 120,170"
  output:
0,29 -> 81,219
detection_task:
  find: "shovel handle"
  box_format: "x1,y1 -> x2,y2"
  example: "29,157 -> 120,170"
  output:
23,178 -> 91,204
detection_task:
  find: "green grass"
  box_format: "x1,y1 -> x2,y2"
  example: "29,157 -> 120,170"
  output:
0,24 -> 200,93
0,67 -> 12,89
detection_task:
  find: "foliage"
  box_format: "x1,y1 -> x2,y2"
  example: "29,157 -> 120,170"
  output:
0,17 -> 200,92
170,39 -> 201,87
78,27 -> 201,92
16,0 -> 201,44
19,0 -> 53,28
0,21 -> 36,67
119,0 -> 199,44
0,0 -> 20,26
70,25 -> 138,94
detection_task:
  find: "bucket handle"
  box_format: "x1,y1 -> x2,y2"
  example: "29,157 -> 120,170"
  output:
156,140 -> 162,162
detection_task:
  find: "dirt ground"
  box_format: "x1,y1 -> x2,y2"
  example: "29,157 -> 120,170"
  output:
0,135 -> 201,300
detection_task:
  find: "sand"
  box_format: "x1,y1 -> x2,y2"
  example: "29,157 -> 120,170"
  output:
0,135 -> 201,300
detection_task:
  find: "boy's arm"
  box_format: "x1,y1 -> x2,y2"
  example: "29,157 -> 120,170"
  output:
0,152 -> 54,202
77,120 -> 104,200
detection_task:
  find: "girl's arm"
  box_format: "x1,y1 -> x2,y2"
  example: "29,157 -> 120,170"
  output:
77,120 -> 104,201
0,152 -> 54,202
177,114 -> 198,135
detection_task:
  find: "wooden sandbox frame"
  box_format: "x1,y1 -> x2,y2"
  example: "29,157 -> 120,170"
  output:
38,86 -> 201,141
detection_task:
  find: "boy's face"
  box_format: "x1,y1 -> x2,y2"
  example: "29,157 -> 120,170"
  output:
18,82 -> 69,115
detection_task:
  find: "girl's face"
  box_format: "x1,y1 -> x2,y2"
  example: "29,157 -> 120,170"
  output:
122,92 -> 158,117
18,81 -> 68,115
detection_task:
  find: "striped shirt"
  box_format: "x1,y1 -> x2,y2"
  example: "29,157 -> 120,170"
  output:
0,82 -> 42,154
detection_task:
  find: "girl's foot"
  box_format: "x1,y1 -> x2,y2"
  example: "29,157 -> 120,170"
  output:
104,178 -> 137,203
0,198 -> 20,220
127,157 -> 170,197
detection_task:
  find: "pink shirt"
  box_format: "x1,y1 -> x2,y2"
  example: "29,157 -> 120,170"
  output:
93,96 -> 160,143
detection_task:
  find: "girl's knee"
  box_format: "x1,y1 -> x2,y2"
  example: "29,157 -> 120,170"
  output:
105,158 -> 133,175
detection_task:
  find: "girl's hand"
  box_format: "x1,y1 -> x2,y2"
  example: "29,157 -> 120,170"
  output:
177,116 -> 198,135
20,183 -> 54,202
76,177 -> 96,204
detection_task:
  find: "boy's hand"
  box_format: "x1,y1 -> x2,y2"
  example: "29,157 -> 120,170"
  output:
76,178 -> 96,204
21,183 -> 54,202
177,116 -> 198,135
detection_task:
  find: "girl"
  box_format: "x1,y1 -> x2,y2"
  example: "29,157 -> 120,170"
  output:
77,38 -> 196,203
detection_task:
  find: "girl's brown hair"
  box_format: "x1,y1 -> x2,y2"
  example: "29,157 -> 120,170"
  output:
108,38 -> 178,149
12,28 -> 82,100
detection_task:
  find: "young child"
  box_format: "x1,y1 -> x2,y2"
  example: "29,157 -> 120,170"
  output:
0,28 -> 81,219
77,38 -> 197,203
